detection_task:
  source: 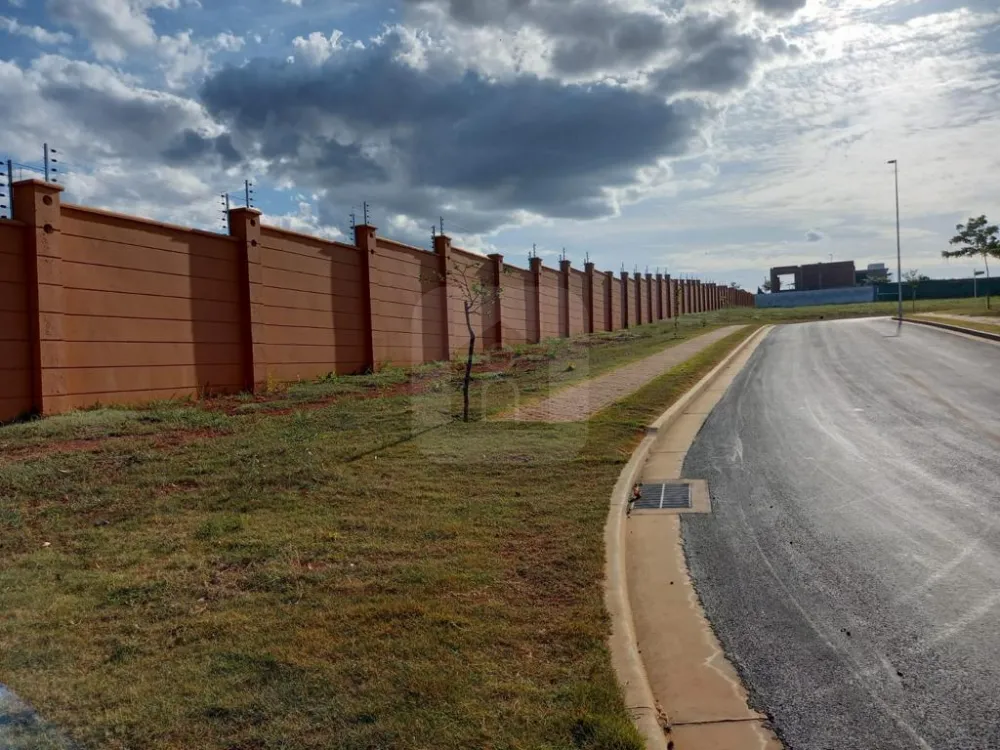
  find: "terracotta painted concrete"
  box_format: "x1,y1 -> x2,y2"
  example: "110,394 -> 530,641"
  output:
538,266 -> 561,341
0,178 -> 750,418
499,267 -> 531,346
0,220 -> 31,421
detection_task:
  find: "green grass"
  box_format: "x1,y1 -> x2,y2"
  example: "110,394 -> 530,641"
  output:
912,314 -> 1000,335
222,295 -> 990,422
0,293 -> 980,748
0,318 -> 758,750
696,294 -> 997,325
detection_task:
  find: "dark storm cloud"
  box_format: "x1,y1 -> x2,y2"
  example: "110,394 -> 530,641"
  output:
750,0 -> 808,18
199,37 -> 710,229
162,129 -> 243,167
403,0 -> 796,76
653,35 -> 761,95
437,0 -> 532,26
405,0 -> 676,75
651,18 -> 799,97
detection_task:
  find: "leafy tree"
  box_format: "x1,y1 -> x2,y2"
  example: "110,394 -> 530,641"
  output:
943,215 -> 1000,310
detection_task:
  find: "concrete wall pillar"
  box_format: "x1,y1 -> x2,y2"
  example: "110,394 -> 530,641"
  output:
655,273 -> 664,320
632,271 -> 646,326
230,207 -> 267,390
645,273 -> 654,323
584,261 -> 595,334
433,233 -> 453,360
620,271 -> 631,328
488,253 -> 504,349
665,275 -> 673,319
604,271 -> 613,332
12,179 -> 66,414
559,258 -> 571,338
633,272 -> 643,325
530,256 -> 543,343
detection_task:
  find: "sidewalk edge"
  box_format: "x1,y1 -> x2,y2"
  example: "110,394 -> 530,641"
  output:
604,324 -> 772,750
895,316 -> 1000,343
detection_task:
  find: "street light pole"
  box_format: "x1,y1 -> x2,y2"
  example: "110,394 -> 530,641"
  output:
887,159 -> 902,320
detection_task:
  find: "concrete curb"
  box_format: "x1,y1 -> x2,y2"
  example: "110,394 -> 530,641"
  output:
895,316 -> 1000,343
603,325 -> 773,750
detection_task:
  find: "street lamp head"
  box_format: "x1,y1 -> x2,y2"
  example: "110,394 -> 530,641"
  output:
887,159 -> 897,164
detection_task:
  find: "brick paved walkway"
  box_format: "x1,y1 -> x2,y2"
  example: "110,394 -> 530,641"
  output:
501,325 -> 745,423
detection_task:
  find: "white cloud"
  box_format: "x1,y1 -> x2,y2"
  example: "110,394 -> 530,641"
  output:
214,32 -> 244,52
44,0 -> 185,61
0,0 -> 992,289
291,29 -> 345,66
156,30 -> 246,89
157,30 -> 213,88
268,201 -> 344,240
658,6 -> 1000,270
0,54 -> 233,230
0,16 -> 72,44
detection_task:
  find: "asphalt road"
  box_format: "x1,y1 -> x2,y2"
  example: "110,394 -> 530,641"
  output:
682,318 -> 1000,750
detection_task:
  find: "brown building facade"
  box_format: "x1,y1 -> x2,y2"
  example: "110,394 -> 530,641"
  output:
770,261 -> 857,293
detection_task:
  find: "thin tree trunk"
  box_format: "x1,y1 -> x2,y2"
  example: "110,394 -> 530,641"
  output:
463,301 -> 475,423
985,252 -> 991,311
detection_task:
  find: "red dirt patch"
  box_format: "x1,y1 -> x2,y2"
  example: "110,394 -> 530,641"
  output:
1,428 -> 226,466
201,357 -> 537,416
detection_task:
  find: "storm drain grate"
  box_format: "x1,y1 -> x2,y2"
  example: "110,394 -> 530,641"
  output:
632,482 -> 691,510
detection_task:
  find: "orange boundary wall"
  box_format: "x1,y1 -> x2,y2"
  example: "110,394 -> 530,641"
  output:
0,179 -> 754,419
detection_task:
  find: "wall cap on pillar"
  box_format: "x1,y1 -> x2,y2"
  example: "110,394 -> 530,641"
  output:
12,178 -> 64,192
230,207 -> 261,214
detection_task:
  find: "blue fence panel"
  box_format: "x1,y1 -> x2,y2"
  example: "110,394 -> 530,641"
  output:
755,287 -> 875,308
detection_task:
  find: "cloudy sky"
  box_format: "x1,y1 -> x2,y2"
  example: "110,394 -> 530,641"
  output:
1,0 -> 997,290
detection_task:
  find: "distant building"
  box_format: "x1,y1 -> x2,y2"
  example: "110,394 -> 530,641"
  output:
856,263 -> 889,285
769,261 -> 857,293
